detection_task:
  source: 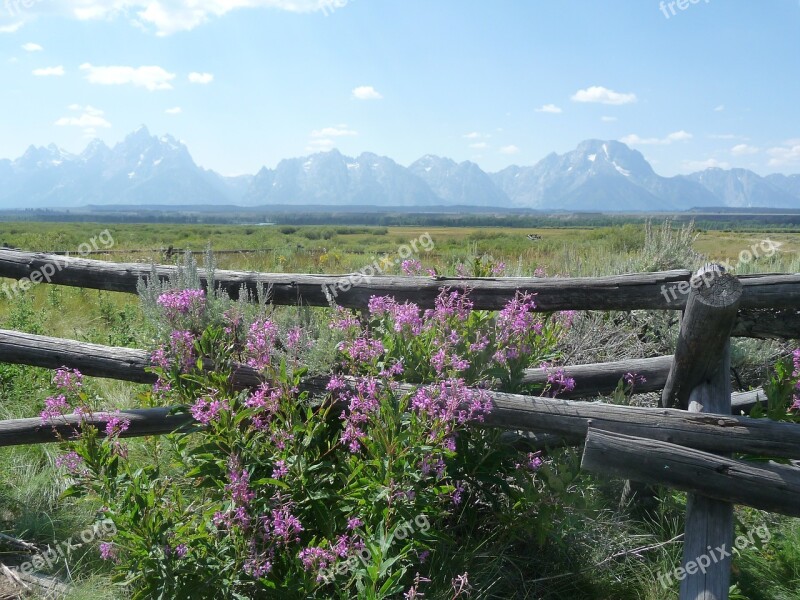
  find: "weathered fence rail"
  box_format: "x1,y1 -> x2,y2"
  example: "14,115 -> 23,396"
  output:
0,329 -> 764,412
581,429 -> 800,517
2,249 -> 800,316
5,387 -> 800,460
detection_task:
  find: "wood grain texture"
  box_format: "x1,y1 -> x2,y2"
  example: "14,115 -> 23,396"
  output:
662,266 -> 742,409
678,341 -> 733,600
581,428 -> 800,518
0,249 -> 696,310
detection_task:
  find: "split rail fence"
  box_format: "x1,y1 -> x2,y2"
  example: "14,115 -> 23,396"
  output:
0,249 -> 799,600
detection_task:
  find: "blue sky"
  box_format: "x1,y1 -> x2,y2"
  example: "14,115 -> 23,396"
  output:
1,0 -> 799,176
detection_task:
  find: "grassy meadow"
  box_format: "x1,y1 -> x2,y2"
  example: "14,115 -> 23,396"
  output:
0,220 -> 797,599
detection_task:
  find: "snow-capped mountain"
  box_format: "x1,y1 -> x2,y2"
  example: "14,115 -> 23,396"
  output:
244,149 -> 440,206
408,155 -> 510,206
684,168 -> 800,208
0,126 -> 246,207
491,140 -> 719,210
0,130 -> 799,210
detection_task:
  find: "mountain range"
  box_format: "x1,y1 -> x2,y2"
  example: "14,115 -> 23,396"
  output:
1,127 -> 799,211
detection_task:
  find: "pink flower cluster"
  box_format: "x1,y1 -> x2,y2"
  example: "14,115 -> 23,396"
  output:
215,457 -> 256,530
411,378 -> 492,451
337,377 -> 381,453
190,392 -> 229,426
401,259 -> 423,275
298,532 -> 366,583
544,366 -> 576,397
624,372 -> 647,387
246,383 -> 282,431
368,296 -> 423,334
157,289 -> 206,327
104,414 -> 131,438
493,292 -> 541,365
515,451 -> 544,473
99,542 -> 118,562
41,394 -> 70,421
53,367 -> 83,392
233,488 -> 305,579
55,450 -> 85,474
152,330 -> 197,372
337,337 -> 385,364
245,319 -> 279,370
41,368 -> 88,423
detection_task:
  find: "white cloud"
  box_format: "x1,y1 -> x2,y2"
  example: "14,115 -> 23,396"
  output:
469,142 -> 488,149
714,104 -> 725,112
64,0 -> 355,36
55,104 -> 111,129
462,132 -> 483,139
666,130 -> 692,142
22,42 -> 42,51
188,71 -> 213,84
601,116 -> 617,122
767,141 -> 800,167
80,63 -> 175,90
731,144 -> 759,156
352,85 -> 382,100
32,66 -> 64,76
165,106 -> 182,114
499,145 -> 520,155
571,85 -> 637,105
621,130 -> 693,146
0,22 -> 24,33
535,103 -> 562,114
311,125 -> 357,138
682,158 -> 730,171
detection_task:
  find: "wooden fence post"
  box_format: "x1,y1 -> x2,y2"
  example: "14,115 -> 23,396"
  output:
663,264 -> 742,600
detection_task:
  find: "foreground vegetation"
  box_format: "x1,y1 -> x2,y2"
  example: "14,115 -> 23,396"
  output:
0,221 -> 797,599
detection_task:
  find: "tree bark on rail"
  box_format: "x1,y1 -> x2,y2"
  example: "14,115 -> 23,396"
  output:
581,428 -> 800,518
661,267 -> 743,410
0,249 -> 699,311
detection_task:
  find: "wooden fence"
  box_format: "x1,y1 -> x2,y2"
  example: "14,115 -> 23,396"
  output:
0,249 -> 798,599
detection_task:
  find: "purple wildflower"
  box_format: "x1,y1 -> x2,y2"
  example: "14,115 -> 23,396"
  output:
53,368 -> 82,391
516,451 -> 544,472
41,394 -> 70,422
104,415 -> 131,438
55,451 -> 84,474
157,289 -> 206,327
451,481 -> 465,506
190,394 -> 229,426
272,460 -> 288,479
490,262 -> 506,275
225,459 -> 256,506
545,366 -> 576,397
401,259 -> 422,275
99,542 -> 118,562
245,319 -> 279,370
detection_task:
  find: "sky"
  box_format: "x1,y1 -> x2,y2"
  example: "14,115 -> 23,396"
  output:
1,0 -> 799,177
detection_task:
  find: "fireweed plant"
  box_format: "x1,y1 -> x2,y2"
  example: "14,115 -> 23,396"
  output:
48,258 -> 579,599
749,348 -> 800,424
